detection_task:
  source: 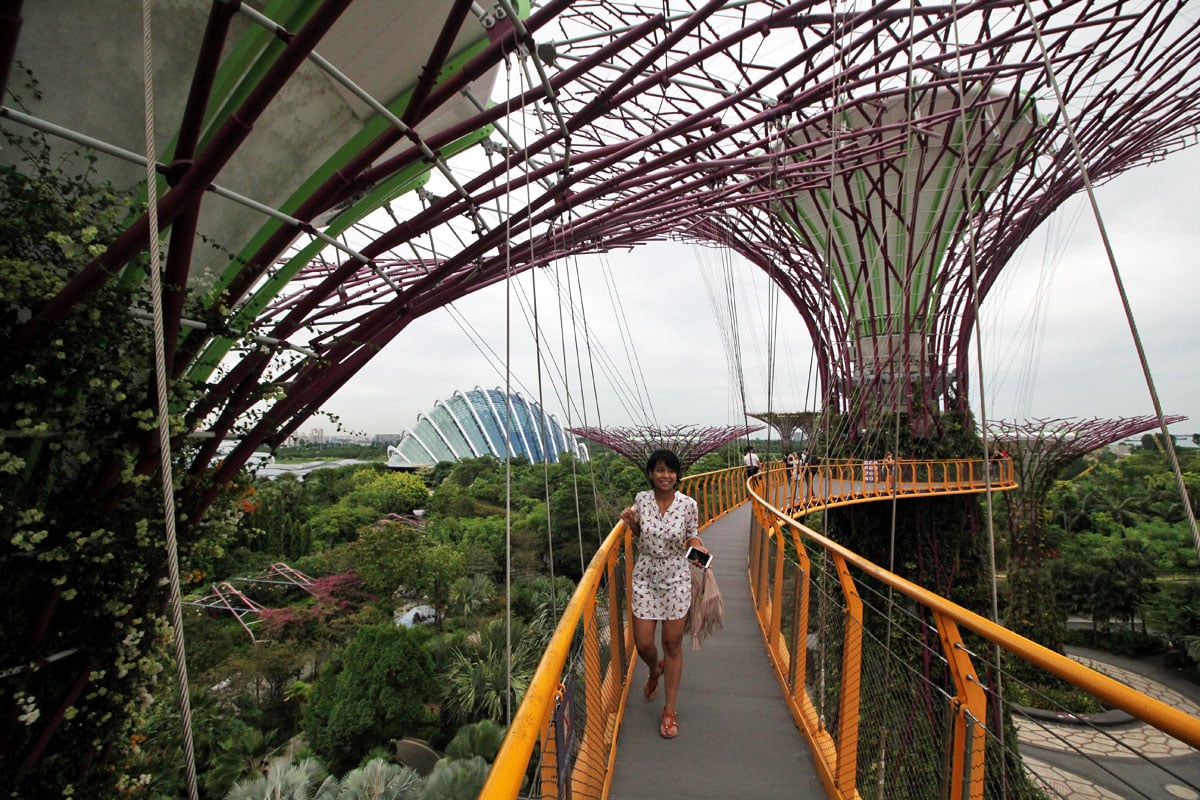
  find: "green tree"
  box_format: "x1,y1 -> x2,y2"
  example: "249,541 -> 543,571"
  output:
416,544 -> 468,622
346,471 -> 430,516
441,619 -> 541,725
449,574 -> 497,618
351,520 -> 426,597
304,624 -> 437,773
307,503 -> 381,548
243,474 -> 311,558
443,720 -> 506,763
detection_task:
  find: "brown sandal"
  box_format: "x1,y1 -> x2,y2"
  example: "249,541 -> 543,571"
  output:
660,708 -> 678,739
643,661 -> 663,701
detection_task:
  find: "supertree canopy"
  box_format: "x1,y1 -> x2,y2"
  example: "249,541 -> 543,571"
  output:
569,424 -> 762,471
990,415 -> 1188,499
746,411 -> 822,455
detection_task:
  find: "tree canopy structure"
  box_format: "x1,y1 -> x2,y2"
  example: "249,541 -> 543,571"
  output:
746,411 -> 822,455
991,415 -> 1189,501
569,424 -> 762,470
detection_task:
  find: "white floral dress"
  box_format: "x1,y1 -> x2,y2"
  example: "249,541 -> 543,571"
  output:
631,489 -> 699,620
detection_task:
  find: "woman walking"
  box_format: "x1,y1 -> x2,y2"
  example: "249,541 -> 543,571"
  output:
620,449 -> 707,739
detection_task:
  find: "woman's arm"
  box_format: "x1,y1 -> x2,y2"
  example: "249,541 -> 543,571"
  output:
683,498 -> 704,550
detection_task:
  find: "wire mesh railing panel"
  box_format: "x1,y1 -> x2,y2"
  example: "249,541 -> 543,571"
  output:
854,588 -> 958,800
807,547 -> 848,744
744,462 -> 1200,800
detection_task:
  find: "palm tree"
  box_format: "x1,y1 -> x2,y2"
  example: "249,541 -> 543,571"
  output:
336,758 -> 424,800
204,725 -> 277,796
419,756 -> 489,800
448,574 -> 496,618
441,620 -> 538,724
223,757 -> 338,800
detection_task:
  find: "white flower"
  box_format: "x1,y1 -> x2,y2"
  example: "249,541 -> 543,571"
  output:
17,695 -> 40,725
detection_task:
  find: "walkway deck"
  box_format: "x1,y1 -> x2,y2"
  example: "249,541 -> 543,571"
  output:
608,504 -> 825,799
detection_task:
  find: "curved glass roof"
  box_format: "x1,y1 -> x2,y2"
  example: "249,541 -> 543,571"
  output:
387,387 -> 587,467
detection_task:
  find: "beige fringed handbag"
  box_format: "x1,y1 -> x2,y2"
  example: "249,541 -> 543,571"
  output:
685,561 -> 724,649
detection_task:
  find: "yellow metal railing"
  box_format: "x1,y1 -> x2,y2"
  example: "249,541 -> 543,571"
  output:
485,457 -> 1200,799
747,461 -> 1200,800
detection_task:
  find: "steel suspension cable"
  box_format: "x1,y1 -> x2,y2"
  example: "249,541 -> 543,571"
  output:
140,4 -> 198,799
1019,0 -> 1200,565
515,45 -> 563,628
950,5 -> 1008,791
502,61 -> 516,728
877,5 -> 921,790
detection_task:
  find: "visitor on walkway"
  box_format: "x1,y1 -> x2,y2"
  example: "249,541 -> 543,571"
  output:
744,446 -> 761,478
620,449 -> 706,740
882,451 -> 895,487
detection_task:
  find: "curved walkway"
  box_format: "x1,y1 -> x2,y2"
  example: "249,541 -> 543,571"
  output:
608,504 -> 825,799
1017,648 -> 1200,799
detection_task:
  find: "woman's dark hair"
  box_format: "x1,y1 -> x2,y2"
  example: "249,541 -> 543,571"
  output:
644,449 -> 682,480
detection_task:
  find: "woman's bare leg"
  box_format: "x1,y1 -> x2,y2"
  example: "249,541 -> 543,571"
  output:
632,616 -> 660,672
659,616 -> 687,712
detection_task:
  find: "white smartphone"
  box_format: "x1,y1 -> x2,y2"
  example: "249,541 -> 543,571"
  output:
685,546 -> 712,568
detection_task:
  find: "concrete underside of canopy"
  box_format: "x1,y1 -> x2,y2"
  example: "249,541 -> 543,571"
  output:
5,0 -> 503,291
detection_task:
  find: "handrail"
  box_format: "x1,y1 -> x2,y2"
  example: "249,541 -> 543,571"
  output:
745,461 -> 1200,800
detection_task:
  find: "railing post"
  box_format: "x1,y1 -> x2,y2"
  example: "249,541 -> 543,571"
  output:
788,529 -> 811,696
933,614 -> 987,800
831,553 -> 863,798
769,524 -> 785,647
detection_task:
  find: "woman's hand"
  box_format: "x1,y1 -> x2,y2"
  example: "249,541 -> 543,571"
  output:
620,505 -> 639,531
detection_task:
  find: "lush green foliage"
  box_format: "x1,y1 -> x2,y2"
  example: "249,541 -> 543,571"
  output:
1039,450 -> 1200,633
303,624 -> 438,774
0,126 -> 222,797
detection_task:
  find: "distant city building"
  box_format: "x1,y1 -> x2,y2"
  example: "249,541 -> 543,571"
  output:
386,387 -> 588,468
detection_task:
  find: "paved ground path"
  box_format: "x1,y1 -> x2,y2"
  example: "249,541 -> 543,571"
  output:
1018,647 -> 1200,800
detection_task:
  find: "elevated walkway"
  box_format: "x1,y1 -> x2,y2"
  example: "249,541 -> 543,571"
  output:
484,459 -> 1200,800
609,504 -> 824,799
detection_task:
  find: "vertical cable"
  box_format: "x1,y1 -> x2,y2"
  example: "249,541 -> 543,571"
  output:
1018,0 -> 1200,563
140,3 -> 198,799
949,4 -> 1005,790
501,53 -> 515,728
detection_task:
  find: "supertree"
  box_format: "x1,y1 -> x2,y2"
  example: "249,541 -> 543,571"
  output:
745,411 -> 821,457
989,415 -> 1186,650
569,424 -> 761,472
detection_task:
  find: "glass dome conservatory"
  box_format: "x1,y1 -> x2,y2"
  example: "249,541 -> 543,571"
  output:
386,387 -> 588,468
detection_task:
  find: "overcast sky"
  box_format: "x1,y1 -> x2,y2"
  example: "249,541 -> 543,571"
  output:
316,146 -> 1200,443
